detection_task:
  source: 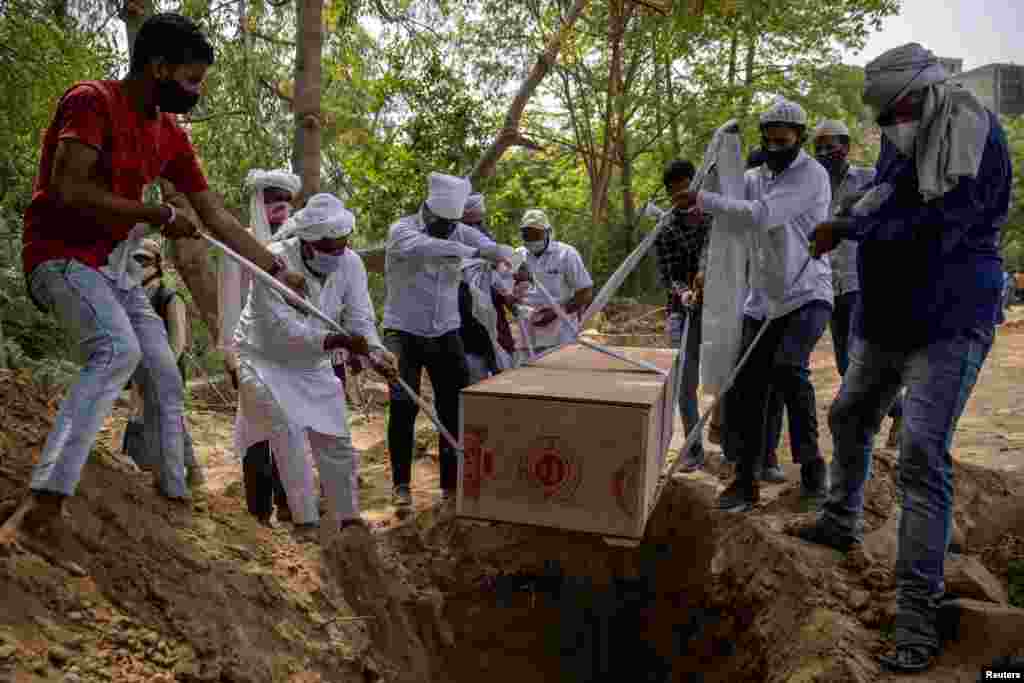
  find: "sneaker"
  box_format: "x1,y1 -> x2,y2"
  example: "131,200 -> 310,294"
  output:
760,465 -> 786,483
878,644 -> 936,673
292,522 -> 320,543
393,486 -> 413,516
716,482 -> 757,513
886,416 -> 903,449
788,517 -> 860,552
276,505 -> 293,524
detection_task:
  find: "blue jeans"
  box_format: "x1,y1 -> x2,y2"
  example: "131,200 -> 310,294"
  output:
28,260 -> 187,498
833,291 -> 903,419
822,328 -> 993,651
669,308 -> 704,460
764,364 -> 813,467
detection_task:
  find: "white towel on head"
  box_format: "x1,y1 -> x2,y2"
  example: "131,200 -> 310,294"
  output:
425,172 -> 471,220
915,83 -> 990,201
274,193 -> 355,242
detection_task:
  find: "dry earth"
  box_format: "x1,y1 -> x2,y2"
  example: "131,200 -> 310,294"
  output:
2,303 -> 1024,682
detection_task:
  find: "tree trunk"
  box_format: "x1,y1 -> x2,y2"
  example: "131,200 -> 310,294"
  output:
121,0 -> 221,340
468,0 -> 591,185
292,0 -> 323,203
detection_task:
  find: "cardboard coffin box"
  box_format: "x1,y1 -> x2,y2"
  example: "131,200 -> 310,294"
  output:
458,345 -> 677,540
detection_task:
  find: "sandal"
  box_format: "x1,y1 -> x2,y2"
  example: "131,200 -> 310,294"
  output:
879,644 -> 935,673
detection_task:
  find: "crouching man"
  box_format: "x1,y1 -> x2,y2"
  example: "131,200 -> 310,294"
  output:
234,193 -> 397,535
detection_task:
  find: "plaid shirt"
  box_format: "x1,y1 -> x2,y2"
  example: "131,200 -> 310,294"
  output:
654,208 -> 711,313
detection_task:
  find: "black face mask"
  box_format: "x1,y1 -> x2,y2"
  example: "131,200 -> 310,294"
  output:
815,148 -> 848,175
426,218 -> 456,239
763,145 -> 801,174
157,78 -> 201,114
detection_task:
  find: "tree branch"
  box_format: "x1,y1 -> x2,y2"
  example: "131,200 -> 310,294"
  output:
468,0 -> 592,184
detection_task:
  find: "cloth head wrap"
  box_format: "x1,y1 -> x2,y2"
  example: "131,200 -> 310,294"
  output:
462,193 -> 486,223
863,43 -> 949,114
864,43 -> 990,201
760,96 -> 807,127
813,119 -> 850,139
245,169 -> 301,243
274,193 -> 354,242
425,172 -> 471,220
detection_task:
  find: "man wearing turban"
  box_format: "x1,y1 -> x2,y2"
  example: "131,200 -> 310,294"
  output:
796,43 -> 1013,673
382,173 -> 516,515
234,193 -> 397,536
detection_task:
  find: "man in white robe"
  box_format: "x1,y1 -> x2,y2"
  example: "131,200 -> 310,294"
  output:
234,193 -> 397,534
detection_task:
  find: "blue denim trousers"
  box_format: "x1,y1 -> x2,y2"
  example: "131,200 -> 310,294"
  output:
668,307 -> 704,460
832,291 -> 903,419
28,260 -> 187,498
822,328 -> 993,650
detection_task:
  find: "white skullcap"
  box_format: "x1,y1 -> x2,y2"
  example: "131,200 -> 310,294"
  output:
245,168 -> 301,195
425,172 -> 471,220
760,96 -> 808,127
274,193 -> 354,242
813,119 -> 850,139
863,43 -> 949,112
520,208 -> 553,234
462,193 -> 485,222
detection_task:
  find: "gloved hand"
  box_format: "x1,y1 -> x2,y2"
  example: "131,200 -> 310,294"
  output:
478,243 -> 516,265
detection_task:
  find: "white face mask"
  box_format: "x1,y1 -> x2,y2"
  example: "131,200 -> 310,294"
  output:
524,240 -> 547,255
882,121 -> 919,156
307,249 -> 344,275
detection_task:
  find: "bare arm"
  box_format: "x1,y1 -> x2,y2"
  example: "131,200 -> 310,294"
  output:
165,296 -> 189,360
185,189 -> 279,273
51,140 -> 168,230
565,287 -> 593,316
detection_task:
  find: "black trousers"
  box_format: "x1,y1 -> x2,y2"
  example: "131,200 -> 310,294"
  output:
242,441 -> 289,520
383,329 -> 469,492
723,303 -> 831,498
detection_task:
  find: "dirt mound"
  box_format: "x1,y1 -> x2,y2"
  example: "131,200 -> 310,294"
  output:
5,364 -> 1024,683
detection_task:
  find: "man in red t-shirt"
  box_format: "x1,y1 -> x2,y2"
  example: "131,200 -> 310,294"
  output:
0,13 -> 306,571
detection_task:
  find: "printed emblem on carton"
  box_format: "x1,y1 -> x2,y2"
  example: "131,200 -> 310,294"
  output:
462,428 -> 495,500
520,435 -> 581,502
612,456 -> 641,518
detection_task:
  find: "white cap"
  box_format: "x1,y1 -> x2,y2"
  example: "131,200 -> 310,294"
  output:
760,96 -> 808,127
275,193 -> 354,241
813,119 -> 850,139
425,172 -> 471,220
520,208 -> 552,231
245,168 -> 301,195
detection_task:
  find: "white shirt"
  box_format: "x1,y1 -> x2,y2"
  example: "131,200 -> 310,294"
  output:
233,238 -> 384,437
699,151 -> 833,321
382,211 -> 498,338
516,240 -> 594,347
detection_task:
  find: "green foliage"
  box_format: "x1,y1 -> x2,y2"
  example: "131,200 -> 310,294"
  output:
1001,116 -> 1024,271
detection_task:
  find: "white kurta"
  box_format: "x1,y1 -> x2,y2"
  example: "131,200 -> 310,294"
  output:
233,240 -> 383,522
515,241 -> 594,349
461,258 -> 515,372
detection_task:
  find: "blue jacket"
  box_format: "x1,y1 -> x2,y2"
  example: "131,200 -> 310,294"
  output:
848,111 -> 1012,350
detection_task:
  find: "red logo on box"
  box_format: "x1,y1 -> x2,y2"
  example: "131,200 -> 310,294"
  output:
612,457 -> 640,518
521,436 -> 581,502
463,428 -> 495,500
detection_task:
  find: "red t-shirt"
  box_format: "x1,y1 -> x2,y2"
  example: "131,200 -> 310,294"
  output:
22,80 -> 209,277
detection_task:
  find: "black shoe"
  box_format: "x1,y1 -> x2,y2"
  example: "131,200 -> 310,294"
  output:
789,517 -> 860,552
717,482 -> 757,513
760,465 -> 786,483
878,644 -> 935,673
